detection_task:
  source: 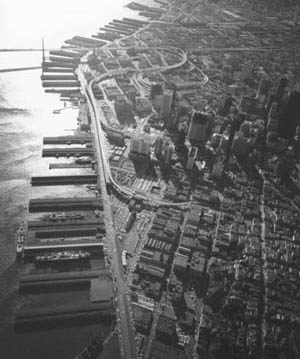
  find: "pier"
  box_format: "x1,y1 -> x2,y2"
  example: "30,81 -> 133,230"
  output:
19,269 -> 109,294
42,81 -> 81,88
0,66 -> 42,73
31,174 -> 97,186
43,61 -> 76,69
41,74 -> 77,81
43,135 -> 92,145
29,197 -> 102,212
42,147 -> 94,157
24,238 -> 104,256
33,225 -> 103,239
49,50 -> 81,58
27,218 -> 103,231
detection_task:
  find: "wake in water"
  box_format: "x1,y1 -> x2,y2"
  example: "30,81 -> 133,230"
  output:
0,107 -> 30,115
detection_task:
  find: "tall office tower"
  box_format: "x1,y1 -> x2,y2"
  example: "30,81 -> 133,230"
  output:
278,91 -> 300,139
266,102 -> 279,132
256,77 -> 270,102
265,94 -> 277,115
154,136 -> 165,159
130,138 -> 151,156
130,138 -> 140,154
140,140 -> 151,156
217,94 -> 233,116
186,146 -> 198,170
187,111 -> 210,144
276,77 -> 288,104
163,143 -> 174,166
211,162 -> 224,180
160,89 -> 174,119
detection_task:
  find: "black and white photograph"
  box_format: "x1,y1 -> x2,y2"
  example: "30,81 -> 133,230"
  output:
1,1 -> 300,358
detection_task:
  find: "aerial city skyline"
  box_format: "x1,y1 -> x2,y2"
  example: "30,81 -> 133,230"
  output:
1,0 -> 300,358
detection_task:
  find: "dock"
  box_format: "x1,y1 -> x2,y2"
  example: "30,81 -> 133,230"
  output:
43,135 -> 92,145
31,174 -> 97,186
41,74 -> 77,81
29,197 -> 102,212
42,147 -> 94,157
19,269 -> 109,294
42,81 -> 81,88
42,61 -> 76,69
24,237 -> 104,257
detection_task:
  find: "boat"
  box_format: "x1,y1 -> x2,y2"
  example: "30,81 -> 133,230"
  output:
35,250 -> 90,263
15,221 -> 27,258
53,109 -> 61,114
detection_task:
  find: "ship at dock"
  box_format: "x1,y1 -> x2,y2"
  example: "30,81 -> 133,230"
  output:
35,250 -> 91,263
16,221 -> 27,259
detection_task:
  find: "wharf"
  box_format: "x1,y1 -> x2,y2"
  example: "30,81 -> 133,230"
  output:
72,36 -> 106,46
19,269 -> 109,294
49,56 -> 80,64
108,22 -> 135,32
92,32 -> 120,41
27,217 -> 103,230
44,89 -> 81,94
112,19 -> 139,29
24,237 -> 104,257
42,81 -> 81,88
43,135 -> 92,145
32,225 -> 104,239
103,25 -> 132,35
41,74 -> 77,81
122,17 -> 148,25
15,289 -> 113,332
42,147 -> 94,157
42,67 -> 75,73
42,61 -> 76,69
49,50 -> 81,58
49,163 -> 92,169
31,174 -> 97,186
29,197 -> 102,212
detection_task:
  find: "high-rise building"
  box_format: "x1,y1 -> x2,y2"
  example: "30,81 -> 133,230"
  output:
187,111 -> 210,143
267,102 -> 279,132
276,77 -> 288,103
160,90 -> 174,119
256,77 -> 270,102
130,138 -> 140,154
186,146 -> 198,170
163,143 -> 174,166
278,91 -> 300,139
155,136 -> 165,159
130,138 -> 151,156
211,162 -> 224,179
217,94 -> 233,116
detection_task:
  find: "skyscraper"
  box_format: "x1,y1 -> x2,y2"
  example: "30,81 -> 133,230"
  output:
186,146 -> 198,170
278,91 -> 300,139
276,77 -> 288,104
160,90 -> 174,119
163,143 -> 174,166
155,136 -> 165,159
130,138 -> 151,156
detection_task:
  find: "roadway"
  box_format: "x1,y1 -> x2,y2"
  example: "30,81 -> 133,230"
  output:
83,75 -> 137,359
